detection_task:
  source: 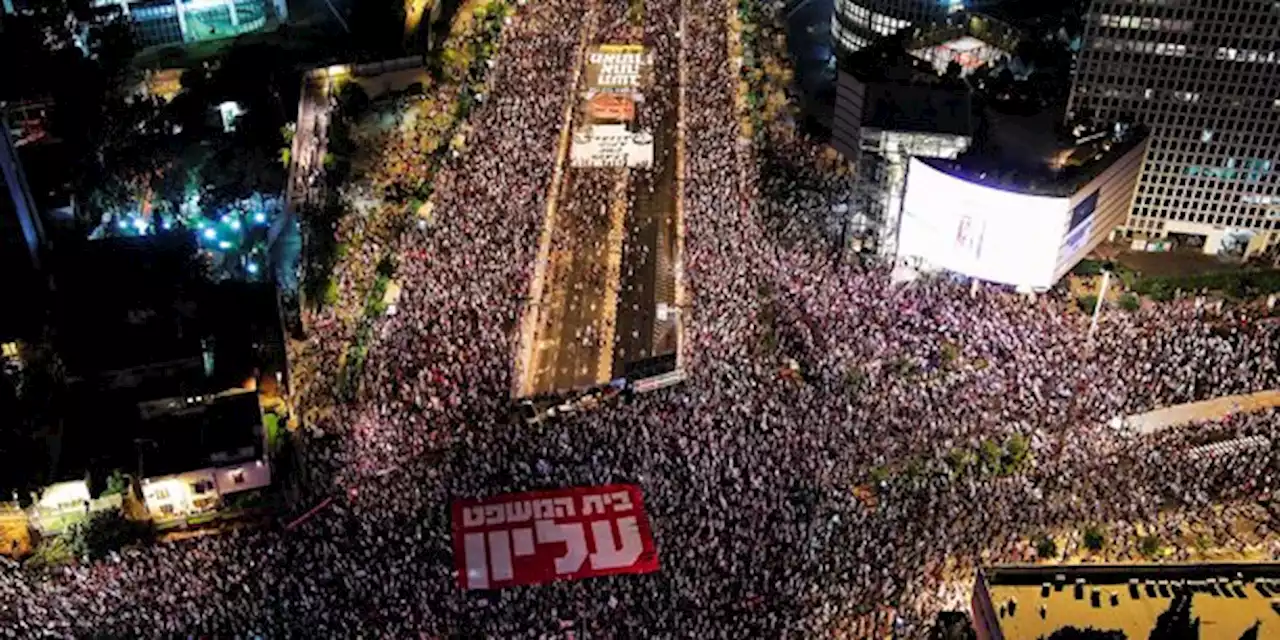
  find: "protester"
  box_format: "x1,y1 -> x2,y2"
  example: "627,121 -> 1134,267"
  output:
1,0 -> 1277,637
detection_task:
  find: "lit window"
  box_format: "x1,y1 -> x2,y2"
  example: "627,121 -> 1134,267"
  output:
0,342 -> 17,358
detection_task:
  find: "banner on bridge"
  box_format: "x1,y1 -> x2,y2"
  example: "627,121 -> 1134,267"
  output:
570,125 -> 654,168
586,93 -> 637,123
584,44 -> 651,92
451,484 -> 659,590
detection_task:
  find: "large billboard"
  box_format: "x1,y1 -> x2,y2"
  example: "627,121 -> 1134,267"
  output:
452,484 -> 659,590
898,159 -> 1073,288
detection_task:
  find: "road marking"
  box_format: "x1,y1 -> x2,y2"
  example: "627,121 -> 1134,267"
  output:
596,172 -> 630,384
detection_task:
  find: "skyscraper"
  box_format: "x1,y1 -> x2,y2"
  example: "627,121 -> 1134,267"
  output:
832,0 -> 965,53
1,114 -> 47,341
1069,0 -> 1280,257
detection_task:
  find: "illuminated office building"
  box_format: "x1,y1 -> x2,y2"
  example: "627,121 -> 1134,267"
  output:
3,0 -> 285,48
1069,0 -> 1280,257
99,0 -> 287,47
832,0 -> 965,53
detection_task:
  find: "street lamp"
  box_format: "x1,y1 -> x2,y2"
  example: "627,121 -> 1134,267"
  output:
1088,261 -> 1116,339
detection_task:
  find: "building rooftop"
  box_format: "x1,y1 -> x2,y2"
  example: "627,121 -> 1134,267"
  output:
907,12 -> 1020,54
135,390 -> 263,478
52,232 -> 208,378
922,117 -> 1149,198
835,34 -> 975,138
861,82 -> 973,137
981,563 -> 1280,640
60,387 -> 263,485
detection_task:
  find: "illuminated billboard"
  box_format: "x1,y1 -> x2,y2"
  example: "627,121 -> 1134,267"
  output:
898,159 -> 1072,288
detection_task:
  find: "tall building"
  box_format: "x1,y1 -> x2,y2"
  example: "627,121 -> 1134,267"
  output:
0,114 -> 47,342
832,0 -> 966,53
1069,0 -> 1280,257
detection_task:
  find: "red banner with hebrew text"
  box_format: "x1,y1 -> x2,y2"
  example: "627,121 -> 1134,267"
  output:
451,484 -> 659,590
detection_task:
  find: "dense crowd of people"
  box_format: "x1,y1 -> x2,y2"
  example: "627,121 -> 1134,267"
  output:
1,0 -> 1278,637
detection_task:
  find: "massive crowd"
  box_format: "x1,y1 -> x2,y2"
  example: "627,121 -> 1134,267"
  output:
2,0 -> 1279,637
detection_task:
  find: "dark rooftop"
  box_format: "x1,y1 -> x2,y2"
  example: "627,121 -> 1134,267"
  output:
52,232 -> 208,377
836,35 -> 975,138
135,390 -> 263,478
861,83 -> 973,137
60,388 -> 263,483
922,117 -> 1149,198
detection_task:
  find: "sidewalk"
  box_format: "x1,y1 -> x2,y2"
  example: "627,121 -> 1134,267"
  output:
1124,389 -> 1280,434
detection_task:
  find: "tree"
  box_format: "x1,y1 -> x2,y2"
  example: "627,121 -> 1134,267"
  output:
65,510 -> 153,561
1036,536 -> 1058,560
1083,525 -> 1106,552
1004,433 -> 1031,472
336,82 -> 372,121
1119,293 -> 1141,312
0,1 -> 137,222
979,439 -> 1003,473
1076,295 -> 1098,314
1139,535 -> 1161,558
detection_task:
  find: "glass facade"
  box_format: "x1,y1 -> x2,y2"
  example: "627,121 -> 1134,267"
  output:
1069,0 -> 1280,246
831,0 -> 946,54
111,0 -> 274,48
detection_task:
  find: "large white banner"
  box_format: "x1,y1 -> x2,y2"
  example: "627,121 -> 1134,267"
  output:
585,45 -> 652,91
571,125 -> 654,169
898,159 -> 1072,289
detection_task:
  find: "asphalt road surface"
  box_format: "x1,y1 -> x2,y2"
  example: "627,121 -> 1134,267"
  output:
523,32 -> 681,396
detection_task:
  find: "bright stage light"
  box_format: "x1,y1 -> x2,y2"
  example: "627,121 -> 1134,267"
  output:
254,212 -> 266,224
204,228 -> 217,240
247,262 -> 259,274
230,220 -> 242,231
133,219 -> 148,232
218,241 -> 232,250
